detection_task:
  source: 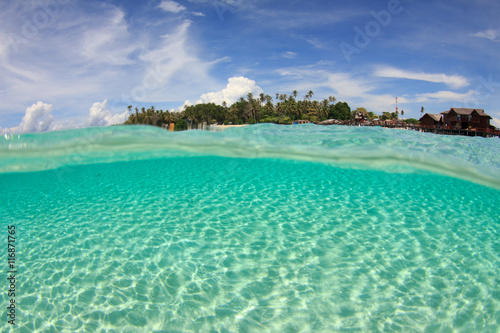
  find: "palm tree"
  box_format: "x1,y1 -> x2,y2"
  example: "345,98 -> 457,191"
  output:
312,100 -> 320,119
421,106 -> 424,117
321,99 -> 329,120
306,90 -> 314,100
259,93 -> 265,105
144,112 -> 152,125
401,110 -> 404,120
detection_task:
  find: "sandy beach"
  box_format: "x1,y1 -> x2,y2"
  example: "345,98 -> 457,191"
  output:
212,124 -> 249,128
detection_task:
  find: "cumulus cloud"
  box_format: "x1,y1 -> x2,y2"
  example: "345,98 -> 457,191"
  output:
198,77 -> 263,105
0,3 -> 139,125
374,67 -> 469,89
1,101 -> 56,134
0,100 -> 129,134
492,117 -> 500,128
176,100 -> 193,112
21,101 -> 55,133
158,0 -> 186,13
86,100 -> 129,127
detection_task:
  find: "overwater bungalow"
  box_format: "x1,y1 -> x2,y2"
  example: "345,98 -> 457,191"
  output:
418,108 -> 499,137
440,108 -> 491,131
419,113 -> 443,129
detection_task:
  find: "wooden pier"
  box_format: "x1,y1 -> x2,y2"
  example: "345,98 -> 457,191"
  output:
410,127 -> 499,138
340,124 -> 500,138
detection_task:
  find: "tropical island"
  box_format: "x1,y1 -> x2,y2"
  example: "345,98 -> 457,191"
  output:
123,90 -> 499,137
124,91 -> 417,131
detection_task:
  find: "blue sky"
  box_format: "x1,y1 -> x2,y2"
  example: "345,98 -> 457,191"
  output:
1,0 -> 500,133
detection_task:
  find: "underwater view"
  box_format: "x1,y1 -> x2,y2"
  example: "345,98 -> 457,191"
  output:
1,124 -> 500,332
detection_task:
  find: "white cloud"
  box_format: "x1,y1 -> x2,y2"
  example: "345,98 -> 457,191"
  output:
277,66 -> 373,98
292,35 -> 328,49
198,77 -> 263,105
87,100 -> 129,127
0,101 -> 129,134
1,101 -> 55,134
362,94 -> 409,113
374,67 -> 469,89
80,7 -> 136,66
158,0 -> 186,13
280,65 -> 490,116
0,3 -> 140,125
414,90 -> 475,103
176,100 -> 193,112
306,37 -> 327,49
0,2 -> 221,128
491,117 -> 500,128
136,20 -> 219,102
0,33 -> 13,59
326,72 -> 374,97
248,5 -> 361,31
18,101 -> 55,134
470,29 -> 498,41
276,64 -> 412,112
282,51 -> 297,59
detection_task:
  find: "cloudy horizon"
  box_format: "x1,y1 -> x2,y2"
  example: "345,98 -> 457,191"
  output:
1,0 -> 500,134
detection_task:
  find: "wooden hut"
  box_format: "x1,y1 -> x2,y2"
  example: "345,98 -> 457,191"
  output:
441,108 -> 491,131
419,113 -> 443,128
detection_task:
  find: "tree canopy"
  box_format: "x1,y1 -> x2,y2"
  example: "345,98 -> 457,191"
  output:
124,91 -> 419,129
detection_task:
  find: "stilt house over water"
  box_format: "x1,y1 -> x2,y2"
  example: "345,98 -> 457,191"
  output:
419,113 -> 443,128
440,108 -> 491,131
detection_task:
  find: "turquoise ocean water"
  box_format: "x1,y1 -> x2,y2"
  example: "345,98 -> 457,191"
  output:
1,124 -> 499,332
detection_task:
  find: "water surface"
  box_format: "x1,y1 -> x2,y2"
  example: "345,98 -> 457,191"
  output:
1,125 -> 499,332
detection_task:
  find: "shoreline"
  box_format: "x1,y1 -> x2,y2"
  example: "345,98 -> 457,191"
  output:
211,124 -> 249,128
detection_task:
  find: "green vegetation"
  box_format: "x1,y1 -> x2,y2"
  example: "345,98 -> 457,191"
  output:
125,105 -> 182,127
379,111 -> 400,120
405,118 -> 419,125
123,91 -> 420,128
125,91 -> 349,127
